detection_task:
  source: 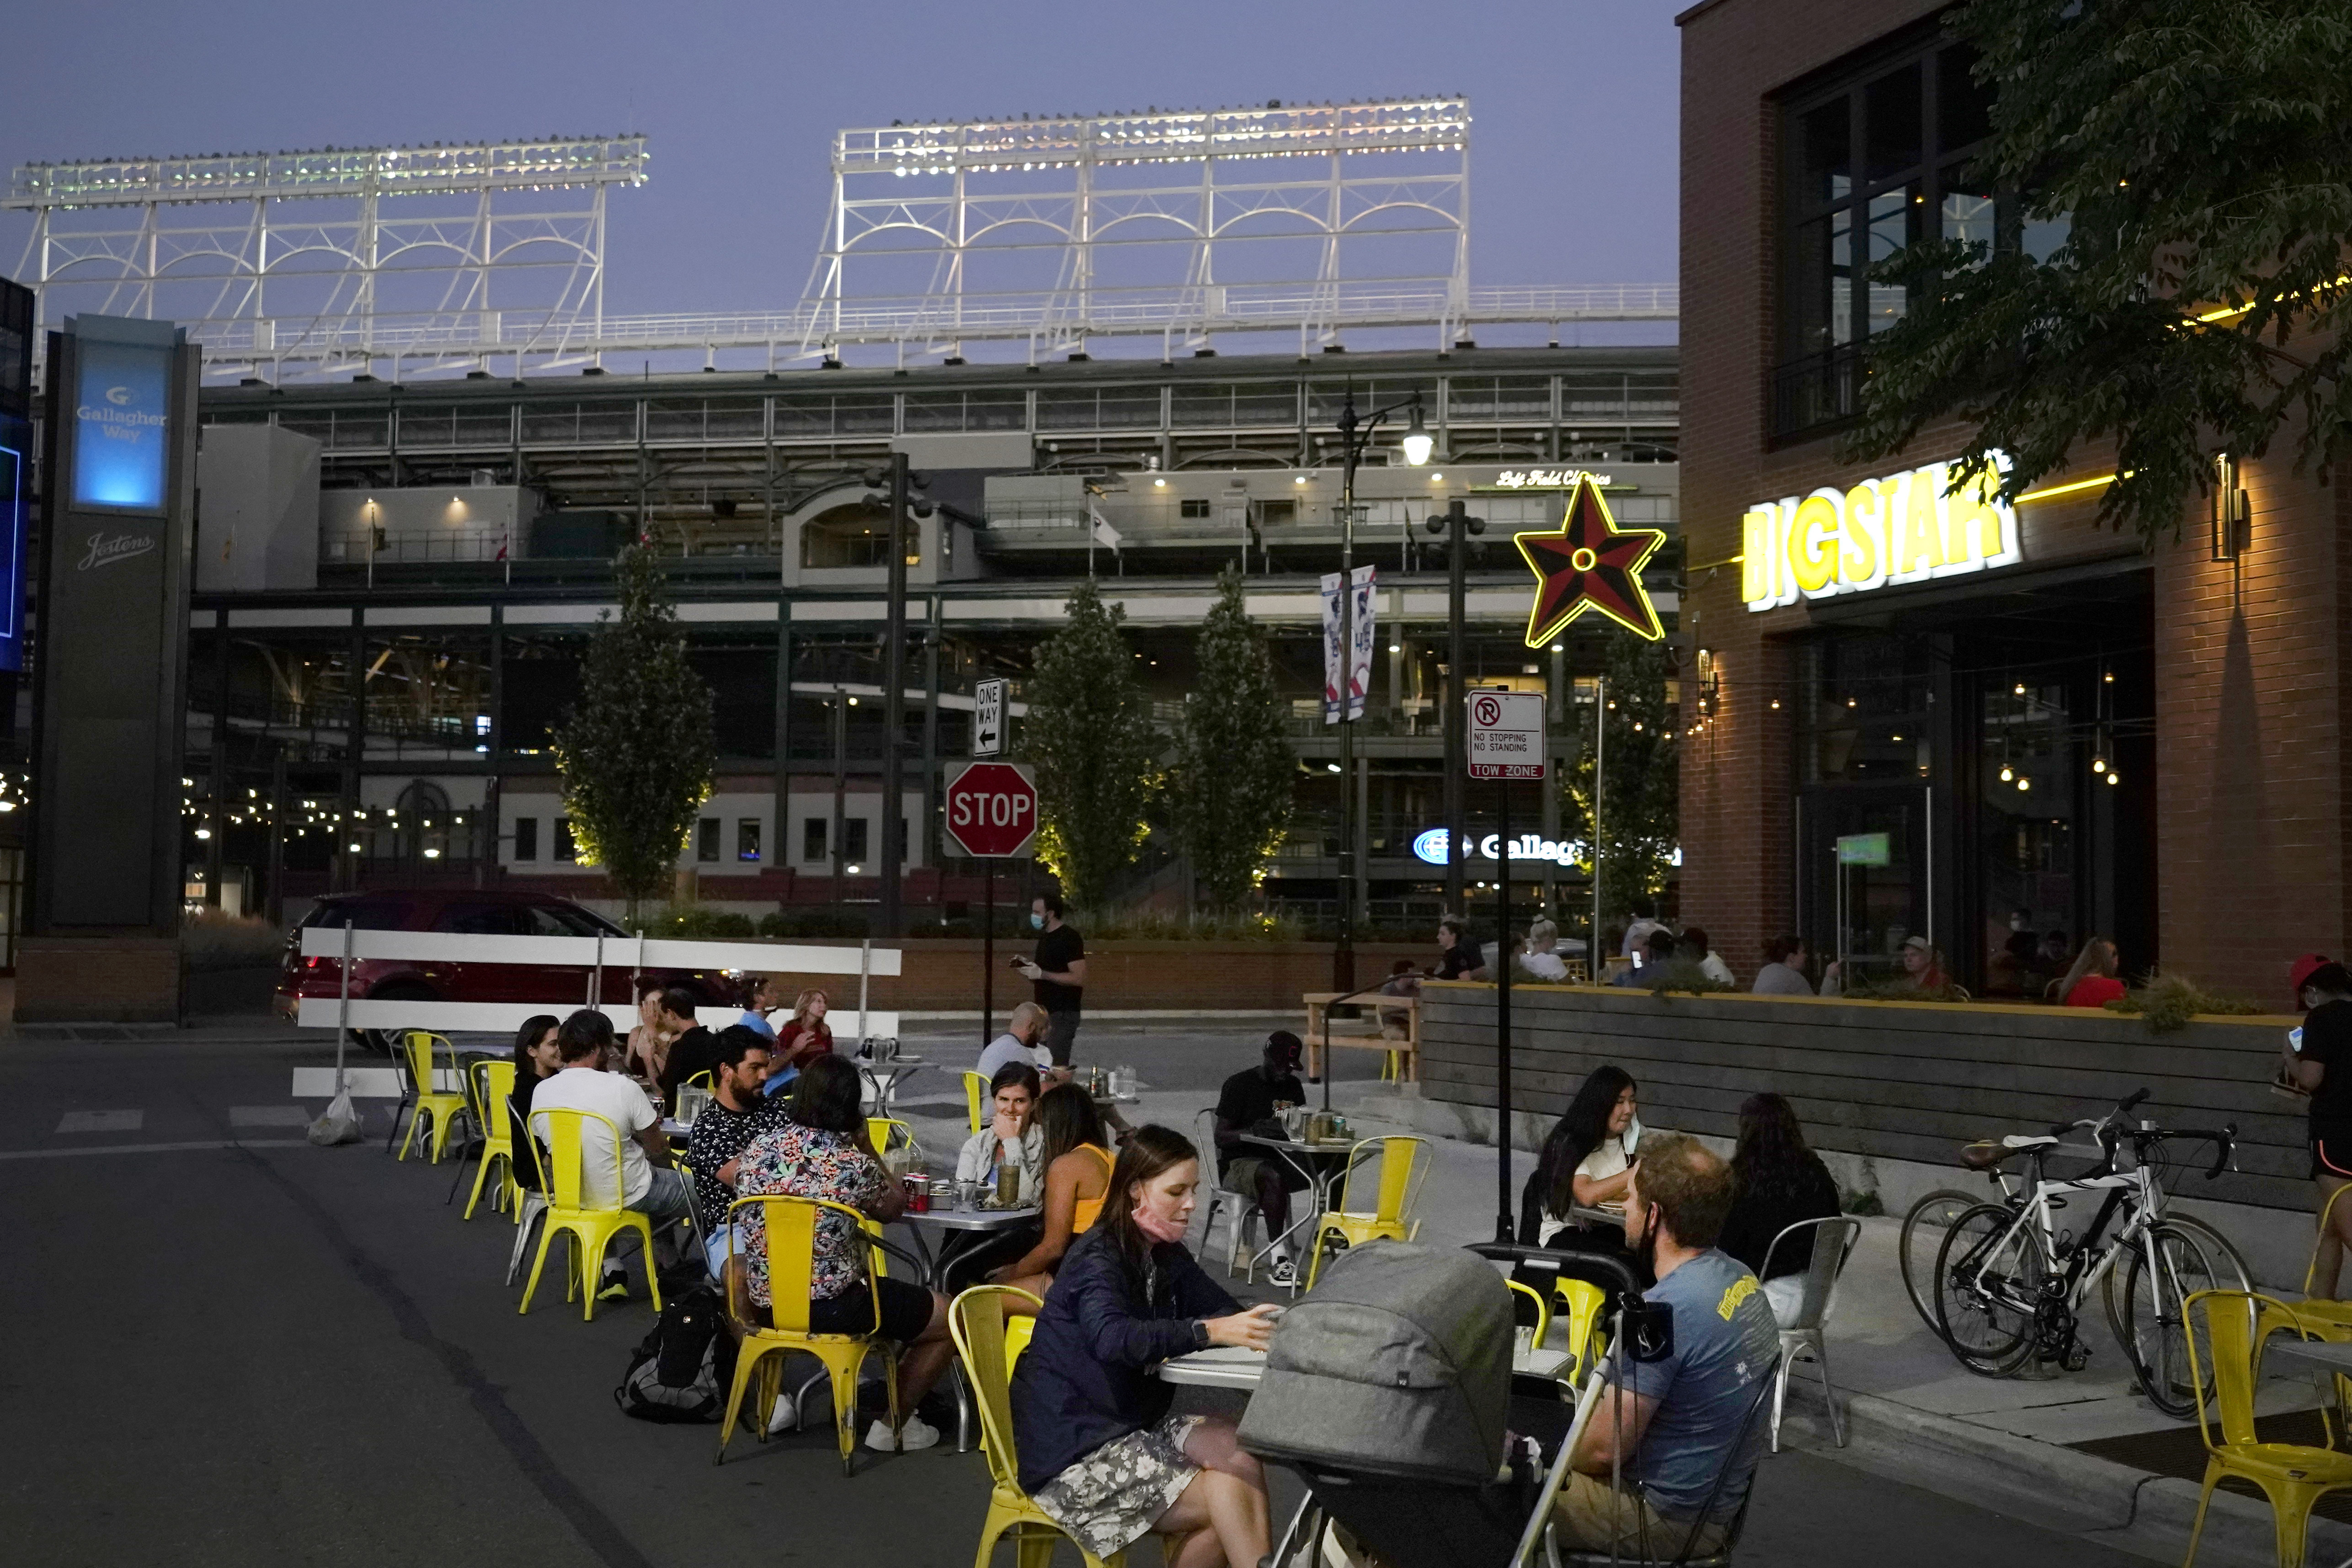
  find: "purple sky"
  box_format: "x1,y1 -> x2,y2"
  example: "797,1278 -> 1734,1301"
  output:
1,1 -> 1680,345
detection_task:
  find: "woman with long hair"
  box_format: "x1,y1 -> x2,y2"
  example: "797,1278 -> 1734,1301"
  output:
773,987 -> 834,1074
1519,1066 -> 1642,1246
506,1013 -> 562,1193
621,979 -> 670,1082
1717,1092 -> 1843,1321
2055,937 -> 2125,1008
731,1054 -> 956,1450
1011,1125 -> 1280,1568
992,1083 -> 1116,1313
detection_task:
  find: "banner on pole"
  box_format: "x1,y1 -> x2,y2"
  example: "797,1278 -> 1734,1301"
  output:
1320,564 -> 1376,724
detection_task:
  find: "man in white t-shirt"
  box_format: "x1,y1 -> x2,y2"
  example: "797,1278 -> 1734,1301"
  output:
977,1002 -> 1065,1085
529,1009 -> 694,1299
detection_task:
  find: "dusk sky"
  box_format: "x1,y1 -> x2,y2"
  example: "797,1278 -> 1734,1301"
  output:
1,1 -> 1681,349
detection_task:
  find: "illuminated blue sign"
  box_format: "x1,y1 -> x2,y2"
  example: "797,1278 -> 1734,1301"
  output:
0,441 -> 21,670
71,339 -> 171,512
1412,828 -> 1452,864
1410,827 -> 1594,866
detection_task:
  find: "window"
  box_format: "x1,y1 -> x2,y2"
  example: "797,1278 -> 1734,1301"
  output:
435,903 -> 527,936
804,817 -> 827,863
513,816 -> 539,862
696,817 -> 720,863
555,817 -> 576,862
737,819 -> 762,863
1775,32 -> 1997,440
1179,497 -> 1211,519
845,818 -> 870,862
800,502 -> 918,569
1252,498 -> 1297,528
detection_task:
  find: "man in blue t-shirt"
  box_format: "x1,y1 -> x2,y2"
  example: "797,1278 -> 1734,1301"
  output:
1557,1132 -> 1781,1557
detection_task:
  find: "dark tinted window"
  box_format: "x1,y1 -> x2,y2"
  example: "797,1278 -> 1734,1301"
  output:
513,816 -> 539,861
1863,64 -> 1923,183
524,902 -> 614,938
1938,44 -> 1994,151
435,903 -> 528,936
1794,101 -> 1851,210
305,898 -> 407,930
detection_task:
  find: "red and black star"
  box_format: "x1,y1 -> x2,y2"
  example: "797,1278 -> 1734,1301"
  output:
1514,475 -> 1668,645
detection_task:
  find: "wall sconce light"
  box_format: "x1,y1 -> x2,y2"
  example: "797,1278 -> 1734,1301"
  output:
2211,453 -> 2250,560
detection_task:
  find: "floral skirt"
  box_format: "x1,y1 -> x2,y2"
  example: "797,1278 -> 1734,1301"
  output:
1032,1413 -> 1203,1558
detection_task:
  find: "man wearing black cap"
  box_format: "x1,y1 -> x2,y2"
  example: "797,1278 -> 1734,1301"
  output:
1213,1031 -> 1312,1285
2287,957 -> 2352,1296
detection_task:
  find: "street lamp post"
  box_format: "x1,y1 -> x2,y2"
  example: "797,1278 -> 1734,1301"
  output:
879,454 -> 930,938
1424,499 -> 1485,918
1331,389 -> 1431,991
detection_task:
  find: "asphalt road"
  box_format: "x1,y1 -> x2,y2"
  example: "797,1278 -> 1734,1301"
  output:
0,1024 -> 2150,1567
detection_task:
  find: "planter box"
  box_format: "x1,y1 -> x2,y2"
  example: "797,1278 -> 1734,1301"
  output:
1419,981 -> 2309,1212
720,938 -> 1429,1015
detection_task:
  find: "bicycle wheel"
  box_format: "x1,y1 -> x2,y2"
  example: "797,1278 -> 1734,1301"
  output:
2109,1221 -> 2244,1419
1933,1202 -> 2043,1376
1900,1189 -> 1988,1332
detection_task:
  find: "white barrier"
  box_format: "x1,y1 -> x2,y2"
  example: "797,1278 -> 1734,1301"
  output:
293,925 -> 901,1041
295,927 -> 901,976
294,996 -> 899,1039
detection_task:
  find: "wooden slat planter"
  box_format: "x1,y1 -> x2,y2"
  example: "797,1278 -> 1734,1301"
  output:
1419,981 -> 2309,1211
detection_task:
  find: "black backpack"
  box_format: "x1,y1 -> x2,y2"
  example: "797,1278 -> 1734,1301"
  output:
614,1287 -> 737,1424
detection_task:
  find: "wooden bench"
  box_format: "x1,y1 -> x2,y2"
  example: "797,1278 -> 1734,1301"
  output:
1302,992 -> 1420,1083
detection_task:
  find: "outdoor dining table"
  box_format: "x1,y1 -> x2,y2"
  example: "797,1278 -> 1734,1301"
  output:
2253,1336 -> 2352,1568
856,1054 -> 927,1116
1157,1343 -> 1579,1392
1234,1130 -> 1361,1293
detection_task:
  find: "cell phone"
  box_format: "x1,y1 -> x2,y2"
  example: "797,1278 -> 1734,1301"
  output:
2291,1026 -> 2306,1055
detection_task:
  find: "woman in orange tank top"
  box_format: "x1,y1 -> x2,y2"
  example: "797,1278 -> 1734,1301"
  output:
993,1083 -> 1117,1316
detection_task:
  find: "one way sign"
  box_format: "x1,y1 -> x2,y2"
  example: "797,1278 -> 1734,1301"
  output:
973,677 -> 1006,757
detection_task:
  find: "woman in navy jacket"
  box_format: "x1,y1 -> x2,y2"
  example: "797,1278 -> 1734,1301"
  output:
1009,1124 -> 1280,1567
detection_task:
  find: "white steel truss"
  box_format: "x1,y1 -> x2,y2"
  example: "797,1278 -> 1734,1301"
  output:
5,137 -> 646,378
800,99 -> 1477,360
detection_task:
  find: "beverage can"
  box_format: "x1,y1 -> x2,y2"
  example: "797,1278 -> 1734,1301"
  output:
905,1174 -> 930,1213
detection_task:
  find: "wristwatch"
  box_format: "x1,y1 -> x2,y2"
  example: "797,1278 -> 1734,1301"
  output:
1191,1318 -> 1213,1351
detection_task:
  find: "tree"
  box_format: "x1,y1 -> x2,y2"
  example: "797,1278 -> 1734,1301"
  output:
1847,0 -> 2352,541
1166,565 -> 1295,913
1564,633 -> 1679,927
550,544 -> 715,919
1026,579 -> 1161,911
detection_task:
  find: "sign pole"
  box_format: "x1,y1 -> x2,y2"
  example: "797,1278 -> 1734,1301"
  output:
1591,674 -> 1605,975
1496,779 -> 1514,1244
982,859 -> 995,1048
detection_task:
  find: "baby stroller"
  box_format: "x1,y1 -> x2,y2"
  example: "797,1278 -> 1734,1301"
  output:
1240,1240 -> 1778,1568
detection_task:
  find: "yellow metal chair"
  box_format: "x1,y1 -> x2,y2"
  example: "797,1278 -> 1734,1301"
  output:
2183,1290 -> 2352,1568
1507,1279 -> 1552,1348
963,1071 -> 991,1136
717,1195 -> 901,1475
1303,1136 -> 1431,1288
685,1071 -> 714,1093
394,1030 -> 469,1163
950,1284 -> 1127,1568
1552,1277 -> 1608,1381
866,1117 -> 917,1165
462,1059 -> 521,1220
517,1107 -> 663,1322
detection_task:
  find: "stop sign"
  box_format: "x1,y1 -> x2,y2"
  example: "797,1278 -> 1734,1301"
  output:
944,761 -> 1038,858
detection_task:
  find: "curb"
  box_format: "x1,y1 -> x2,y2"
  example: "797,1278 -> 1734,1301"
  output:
1775,1381 -> 2352,1566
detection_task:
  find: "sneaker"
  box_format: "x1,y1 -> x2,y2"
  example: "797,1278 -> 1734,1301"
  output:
597,1272 -> 630,1301
865,1414 -> 942,1452
1268,1255 -> 1298,1287
765,1397 -> 800,1436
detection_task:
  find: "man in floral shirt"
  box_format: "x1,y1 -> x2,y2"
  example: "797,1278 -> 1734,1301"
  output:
732,1055 -> 955,1451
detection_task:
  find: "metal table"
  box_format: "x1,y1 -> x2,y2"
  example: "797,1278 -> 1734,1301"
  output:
857,1056 -> 928,1117
1158,1344 -> 1576,1390
1234,1131 -> 1359,1292
2256,1336 -> 2352,1568
896,1203 -> 1041,1291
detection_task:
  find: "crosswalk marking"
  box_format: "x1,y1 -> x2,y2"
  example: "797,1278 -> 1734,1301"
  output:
55,1109 -> 143,1135
230,1106 -> 312,1128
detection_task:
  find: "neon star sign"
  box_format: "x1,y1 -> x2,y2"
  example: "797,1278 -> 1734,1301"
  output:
1515,474 -> 1668,645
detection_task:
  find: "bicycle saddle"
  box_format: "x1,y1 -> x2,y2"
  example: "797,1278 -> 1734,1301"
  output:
1958,1134 -> 2057,1169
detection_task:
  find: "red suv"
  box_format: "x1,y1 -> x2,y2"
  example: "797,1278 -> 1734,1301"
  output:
276,888 -> 744,1045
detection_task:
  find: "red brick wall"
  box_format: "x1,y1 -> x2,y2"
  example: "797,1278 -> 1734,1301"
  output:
1677,0 -> 2344,993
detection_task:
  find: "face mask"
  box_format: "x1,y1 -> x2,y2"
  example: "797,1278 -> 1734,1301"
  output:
1132,1191 -> 1189,1246
1029,913 -> 1045,930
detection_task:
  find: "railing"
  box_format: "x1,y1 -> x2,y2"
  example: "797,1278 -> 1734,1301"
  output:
1771,344 -> 1866,440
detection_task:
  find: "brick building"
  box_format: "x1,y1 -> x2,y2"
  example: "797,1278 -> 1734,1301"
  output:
1676,0 -> 2341,998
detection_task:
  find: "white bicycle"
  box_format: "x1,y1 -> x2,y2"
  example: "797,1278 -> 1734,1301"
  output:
1931,1088 -> 2248,1418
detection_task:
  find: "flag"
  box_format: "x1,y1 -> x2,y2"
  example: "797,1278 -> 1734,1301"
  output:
1087,505 -> 1123,553
1319,564 -> 1376,724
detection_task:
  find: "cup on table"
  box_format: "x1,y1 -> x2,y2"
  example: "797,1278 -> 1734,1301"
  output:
996,1165 -> 1020,1208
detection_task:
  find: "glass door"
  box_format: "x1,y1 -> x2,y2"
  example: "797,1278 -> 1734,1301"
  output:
1799,784 -> 1931,988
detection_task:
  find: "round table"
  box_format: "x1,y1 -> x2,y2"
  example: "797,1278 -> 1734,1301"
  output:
1234,1131 -> 1361,1292
857,1056 -> 928,1116
1157,1343 -> 1575,1390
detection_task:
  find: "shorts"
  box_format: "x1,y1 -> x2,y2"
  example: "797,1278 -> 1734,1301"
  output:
2315,1136 -> 2352,1181
1551,1472 -> 1727,1560
1222,1156 -> 1310,1196
806,1275 -> 936,1344
1044,1009 -> 1082,1067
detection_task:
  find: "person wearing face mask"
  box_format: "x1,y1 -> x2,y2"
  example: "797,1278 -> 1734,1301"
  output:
1012,1125 -> 1280,1568
1018,893 -> 1088,1067
1554,1133 -> 1780,1557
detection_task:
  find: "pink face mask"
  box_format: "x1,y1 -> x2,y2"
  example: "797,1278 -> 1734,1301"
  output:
1131,1188 -> 1189,1246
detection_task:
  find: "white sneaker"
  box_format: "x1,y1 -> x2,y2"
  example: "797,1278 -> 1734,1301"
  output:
1269,1255 -> 1299,1287
866,1414 -> 942,1452
765,1396 -> 800,1435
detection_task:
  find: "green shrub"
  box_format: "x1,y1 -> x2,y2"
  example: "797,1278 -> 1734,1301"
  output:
1836,978 -> 1972,1003
644,904 -> 755,939
181,907 -> 288,970
1073,907 -> 1307,942
2104,969 -> 2264,1033
757,908 -> 869,939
